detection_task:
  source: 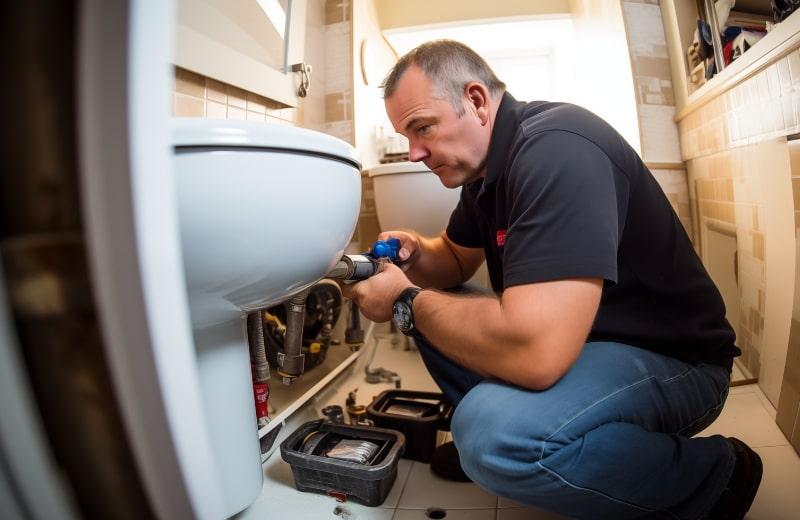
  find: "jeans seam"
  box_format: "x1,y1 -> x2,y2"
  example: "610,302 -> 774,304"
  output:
675,385 -> 729,436
538,363 -> 730,518
541,375 -> 656,458
536,460 -> 682,520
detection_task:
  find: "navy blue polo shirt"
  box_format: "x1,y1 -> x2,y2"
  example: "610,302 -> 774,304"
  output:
446,93 -> 739,368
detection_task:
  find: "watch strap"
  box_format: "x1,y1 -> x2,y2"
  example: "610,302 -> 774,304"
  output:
395,287 -> 422,337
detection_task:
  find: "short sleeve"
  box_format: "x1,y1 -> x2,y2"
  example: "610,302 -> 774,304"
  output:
446,186 -> 484,248
502,130 -> 628,288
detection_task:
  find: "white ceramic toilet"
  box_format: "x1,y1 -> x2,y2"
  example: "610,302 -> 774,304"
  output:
367,162 -> 460,237
173,119 -> 361,517
367,162 -> 489,287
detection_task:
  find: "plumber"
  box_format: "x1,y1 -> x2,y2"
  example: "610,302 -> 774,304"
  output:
341,40 -> 760,520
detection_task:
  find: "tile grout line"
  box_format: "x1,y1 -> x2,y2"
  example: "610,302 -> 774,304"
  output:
391,461 -> 416,514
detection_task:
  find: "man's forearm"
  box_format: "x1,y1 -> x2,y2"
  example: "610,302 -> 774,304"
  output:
412,290 -> 551,389
404,235 -> 467,289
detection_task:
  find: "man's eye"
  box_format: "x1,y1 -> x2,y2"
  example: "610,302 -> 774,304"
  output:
417,125 -> 431,135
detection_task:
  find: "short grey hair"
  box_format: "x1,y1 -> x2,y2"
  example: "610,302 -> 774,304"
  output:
382,40 -> 506,116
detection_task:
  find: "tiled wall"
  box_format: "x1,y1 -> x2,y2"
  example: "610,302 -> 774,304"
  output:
677,44 -> 800,452
777,141 -> 800,454
323,0 -> 354,144
173,68 -> 300,124
679,50 -> 800,159
622,0 -> 693,241
688,145 -> 770,379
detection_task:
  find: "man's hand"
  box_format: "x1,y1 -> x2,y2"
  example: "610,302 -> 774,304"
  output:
339,262 -> 416,322
377,230 -> 420,270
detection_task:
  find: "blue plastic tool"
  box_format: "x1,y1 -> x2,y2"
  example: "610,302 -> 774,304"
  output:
370,238 -> 401,262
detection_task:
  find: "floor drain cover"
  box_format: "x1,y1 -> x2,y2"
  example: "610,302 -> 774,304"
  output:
425,507 -> 447,519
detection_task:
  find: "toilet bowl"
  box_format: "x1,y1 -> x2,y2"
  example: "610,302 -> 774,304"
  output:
173,119 -> 361,516
367,162 -> 489,288
367,162 -> 460,237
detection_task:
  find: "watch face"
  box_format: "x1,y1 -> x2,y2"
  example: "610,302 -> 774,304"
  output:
392,301 -> 413,332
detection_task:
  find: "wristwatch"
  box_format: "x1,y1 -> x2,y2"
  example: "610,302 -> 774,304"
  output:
392,287 -> 422,337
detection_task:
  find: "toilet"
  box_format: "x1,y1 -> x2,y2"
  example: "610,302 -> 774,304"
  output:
367,162 -> 459,237
367,161 -> 490,287
173,119 -> 361,517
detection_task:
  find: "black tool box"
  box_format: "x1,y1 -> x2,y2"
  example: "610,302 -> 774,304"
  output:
366,390 -> 453,463
280,419 -> 405,506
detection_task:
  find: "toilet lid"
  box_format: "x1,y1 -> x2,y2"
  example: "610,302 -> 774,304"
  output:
172,118 -> 361,168
367,162 -> 431,177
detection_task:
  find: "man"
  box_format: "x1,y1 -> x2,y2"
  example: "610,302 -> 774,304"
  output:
342,40 -> 761,519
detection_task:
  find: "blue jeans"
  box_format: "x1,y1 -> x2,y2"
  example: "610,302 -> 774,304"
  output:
417,338 -> 735,519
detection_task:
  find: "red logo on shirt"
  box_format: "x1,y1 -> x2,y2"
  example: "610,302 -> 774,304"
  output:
496,229 -> 507,247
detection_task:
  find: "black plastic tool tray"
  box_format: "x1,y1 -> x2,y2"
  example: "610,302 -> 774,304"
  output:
366,390 -> 453,463
280,419 -> 405,506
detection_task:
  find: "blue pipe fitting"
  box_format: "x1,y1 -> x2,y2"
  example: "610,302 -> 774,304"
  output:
370,238 -> 401,262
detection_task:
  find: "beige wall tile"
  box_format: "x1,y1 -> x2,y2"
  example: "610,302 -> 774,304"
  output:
174,93 -> 204,117
227,106 -> 246,120
752,232 -> 765,261
325,92 -> 347,121
788,50 -> 800,87
226,85 -> 247,109
777,316 -> 800,448
325,0 -> 350,24
206,78 -> 227,103
776,378 -> 799,441
246,93 -> 268,114
246,111 -> 266,122
206,100 -> 227,119
356,214 -> 380,251
175,67 -> 206,98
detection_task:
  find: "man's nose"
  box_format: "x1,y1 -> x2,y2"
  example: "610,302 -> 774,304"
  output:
408,141 -> 430,163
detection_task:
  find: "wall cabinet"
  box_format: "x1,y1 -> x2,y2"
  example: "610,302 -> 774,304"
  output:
174,0 -> 308,107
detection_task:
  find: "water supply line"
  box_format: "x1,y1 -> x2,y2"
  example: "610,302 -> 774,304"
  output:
246,311 -> 271,427
277,287 -> 311,385
247,312 -> 270,383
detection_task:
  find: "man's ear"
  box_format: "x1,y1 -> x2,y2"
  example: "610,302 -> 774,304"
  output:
465,82 -> 490,125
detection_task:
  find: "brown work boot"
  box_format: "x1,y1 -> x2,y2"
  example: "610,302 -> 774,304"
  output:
706,437 -> 763,519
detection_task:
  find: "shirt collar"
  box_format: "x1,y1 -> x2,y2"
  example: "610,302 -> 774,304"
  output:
478,92 -> 525,193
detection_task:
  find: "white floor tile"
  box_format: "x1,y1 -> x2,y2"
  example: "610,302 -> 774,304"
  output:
382,459 -> 415,508
497,507 -> 570,519
239,451 -> 351,519
746,445 -> 800,520
697,392 -> 790,447
728,383 -> 759,395
393,508 -> 495,520
497,497 -> 527,508
398,462 -> 498,510
752,384 -> 778,420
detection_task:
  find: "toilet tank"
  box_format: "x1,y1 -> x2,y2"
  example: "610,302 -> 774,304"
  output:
367,162 -> 460,237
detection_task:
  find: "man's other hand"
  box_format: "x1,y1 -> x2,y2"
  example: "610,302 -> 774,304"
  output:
339,262 -> 416,322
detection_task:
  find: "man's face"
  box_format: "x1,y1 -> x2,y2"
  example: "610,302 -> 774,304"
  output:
385,65 -> 489,189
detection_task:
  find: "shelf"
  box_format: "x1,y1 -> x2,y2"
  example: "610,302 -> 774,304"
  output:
663,0 -> 799,114
678,9 -> 800,120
